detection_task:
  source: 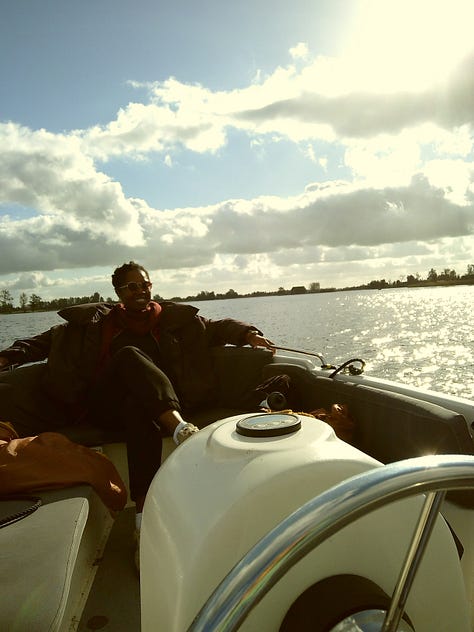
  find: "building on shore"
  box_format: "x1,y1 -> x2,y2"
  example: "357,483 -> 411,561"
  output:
290,286 -> 307,294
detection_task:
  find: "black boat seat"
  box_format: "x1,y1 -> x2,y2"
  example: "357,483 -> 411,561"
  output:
56,405 -> 249,447
55,346 -> 274,446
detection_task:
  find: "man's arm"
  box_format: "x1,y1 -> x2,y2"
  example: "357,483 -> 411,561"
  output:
0,327 -> 56,369
203,317 -> 274,350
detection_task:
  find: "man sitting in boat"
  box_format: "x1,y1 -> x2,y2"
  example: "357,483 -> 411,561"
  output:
0,261 -> 273,555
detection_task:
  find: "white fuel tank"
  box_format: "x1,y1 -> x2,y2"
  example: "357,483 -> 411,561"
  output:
140,413 -> 469,632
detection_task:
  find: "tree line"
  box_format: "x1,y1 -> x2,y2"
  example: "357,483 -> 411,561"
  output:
0,290 -> 109,314
0,267 -> 473,314
357,265 -> 474,291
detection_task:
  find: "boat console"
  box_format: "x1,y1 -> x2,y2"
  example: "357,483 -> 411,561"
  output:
141,413 -> 470,631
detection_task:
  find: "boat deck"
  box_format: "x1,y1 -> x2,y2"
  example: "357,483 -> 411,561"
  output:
78,507 -> 141,631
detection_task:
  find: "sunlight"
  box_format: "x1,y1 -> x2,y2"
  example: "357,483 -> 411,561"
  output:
343,0 -> 474,91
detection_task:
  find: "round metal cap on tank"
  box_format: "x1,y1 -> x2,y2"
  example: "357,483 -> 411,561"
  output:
236,412 -> 301,437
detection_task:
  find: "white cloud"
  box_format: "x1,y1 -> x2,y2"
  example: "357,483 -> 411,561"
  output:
69,44 -> 474,174
238,56 -> 474,139
0,123 -> 145,248
289,42 -> 309,61
10,271 -> 57,290
3,165 -> 472,288
1,11 -> 474,300
422,159 -> 474,206
318,157 -> 328,171
344,133 -> 422,186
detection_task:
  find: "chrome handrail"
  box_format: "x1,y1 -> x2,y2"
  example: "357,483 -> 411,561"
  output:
187,455 -> 474,632
271,346 -> 330,368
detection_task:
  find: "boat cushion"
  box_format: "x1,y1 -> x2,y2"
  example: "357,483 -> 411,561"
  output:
0,486 -> 100,632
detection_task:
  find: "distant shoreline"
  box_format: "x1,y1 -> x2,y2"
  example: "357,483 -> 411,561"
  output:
1,278 -> 473,315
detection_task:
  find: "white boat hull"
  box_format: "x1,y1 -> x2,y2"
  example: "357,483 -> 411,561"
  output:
141,413 -> 471,631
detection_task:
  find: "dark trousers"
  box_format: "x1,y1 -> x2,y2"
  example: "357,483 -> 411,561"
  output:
0,347 -> 181,502
84,346 -> 181,501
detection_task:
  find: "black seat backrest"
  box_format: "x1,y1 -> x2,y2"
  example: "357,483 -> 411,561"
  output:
211,346 -> 274,407
56,346 -> 273,445
263,363 -> 474,460
264,362 -> 474,507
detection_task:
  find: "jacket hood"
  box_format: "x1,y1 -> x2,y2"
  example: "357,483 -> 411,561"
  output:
58,303 -> 114,325
58,300 -> 200,330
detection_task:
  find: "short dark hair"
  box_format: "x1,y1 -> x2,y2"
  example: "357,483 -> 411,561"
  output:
112,261 -> 149,289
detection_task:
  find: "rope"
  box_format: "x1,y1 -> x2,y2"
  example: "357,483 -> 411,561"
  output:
328,358 -> 366,379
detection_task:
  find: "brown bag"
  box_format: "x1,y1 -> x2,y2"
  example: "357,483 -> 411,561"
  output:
310,404 -> 355,444
0,423 -> 127,512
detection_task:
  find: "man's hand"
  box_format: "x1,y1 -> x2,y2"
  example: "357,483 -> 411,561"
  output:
0,356 -> 10,371
246,331 -> 275,353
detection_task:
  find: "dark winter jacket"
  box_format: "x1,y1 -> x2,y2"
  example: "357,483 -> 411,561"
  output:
0,302 -> 261,410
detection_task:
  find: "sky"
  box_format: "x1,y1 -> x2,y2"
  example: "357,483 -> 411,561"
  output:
1,0 -> 473,303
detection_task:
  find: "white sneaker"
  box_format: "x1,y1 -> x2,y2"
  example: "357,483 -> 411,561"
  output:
176,423 -> 199,445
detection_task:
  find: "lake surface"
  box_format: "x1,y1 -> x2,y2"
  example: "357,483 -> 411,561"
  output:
1,285 -> 473,399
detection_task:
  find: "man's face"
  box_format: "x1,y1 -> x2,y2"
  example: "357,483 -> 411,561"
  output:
116,269 -> 152,311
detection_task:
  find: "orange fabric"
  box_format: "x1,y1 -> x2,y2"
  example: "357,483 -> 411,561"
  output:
0,421 -> 18,441
0,430 -> 127,512
310,404 -> 355,444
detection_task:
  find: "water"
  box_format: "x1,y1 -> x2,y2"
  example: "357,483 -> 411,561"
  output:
1,285 -> 473,399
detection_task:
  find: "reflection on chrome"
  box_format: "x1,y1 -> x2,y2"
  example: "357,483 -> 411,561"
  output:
188,455 -> 474,632
330,609 -> 414,631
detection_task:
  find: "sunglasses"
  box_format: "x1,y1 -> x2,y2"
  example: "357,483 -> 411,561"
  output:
117,281 -> 152,292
